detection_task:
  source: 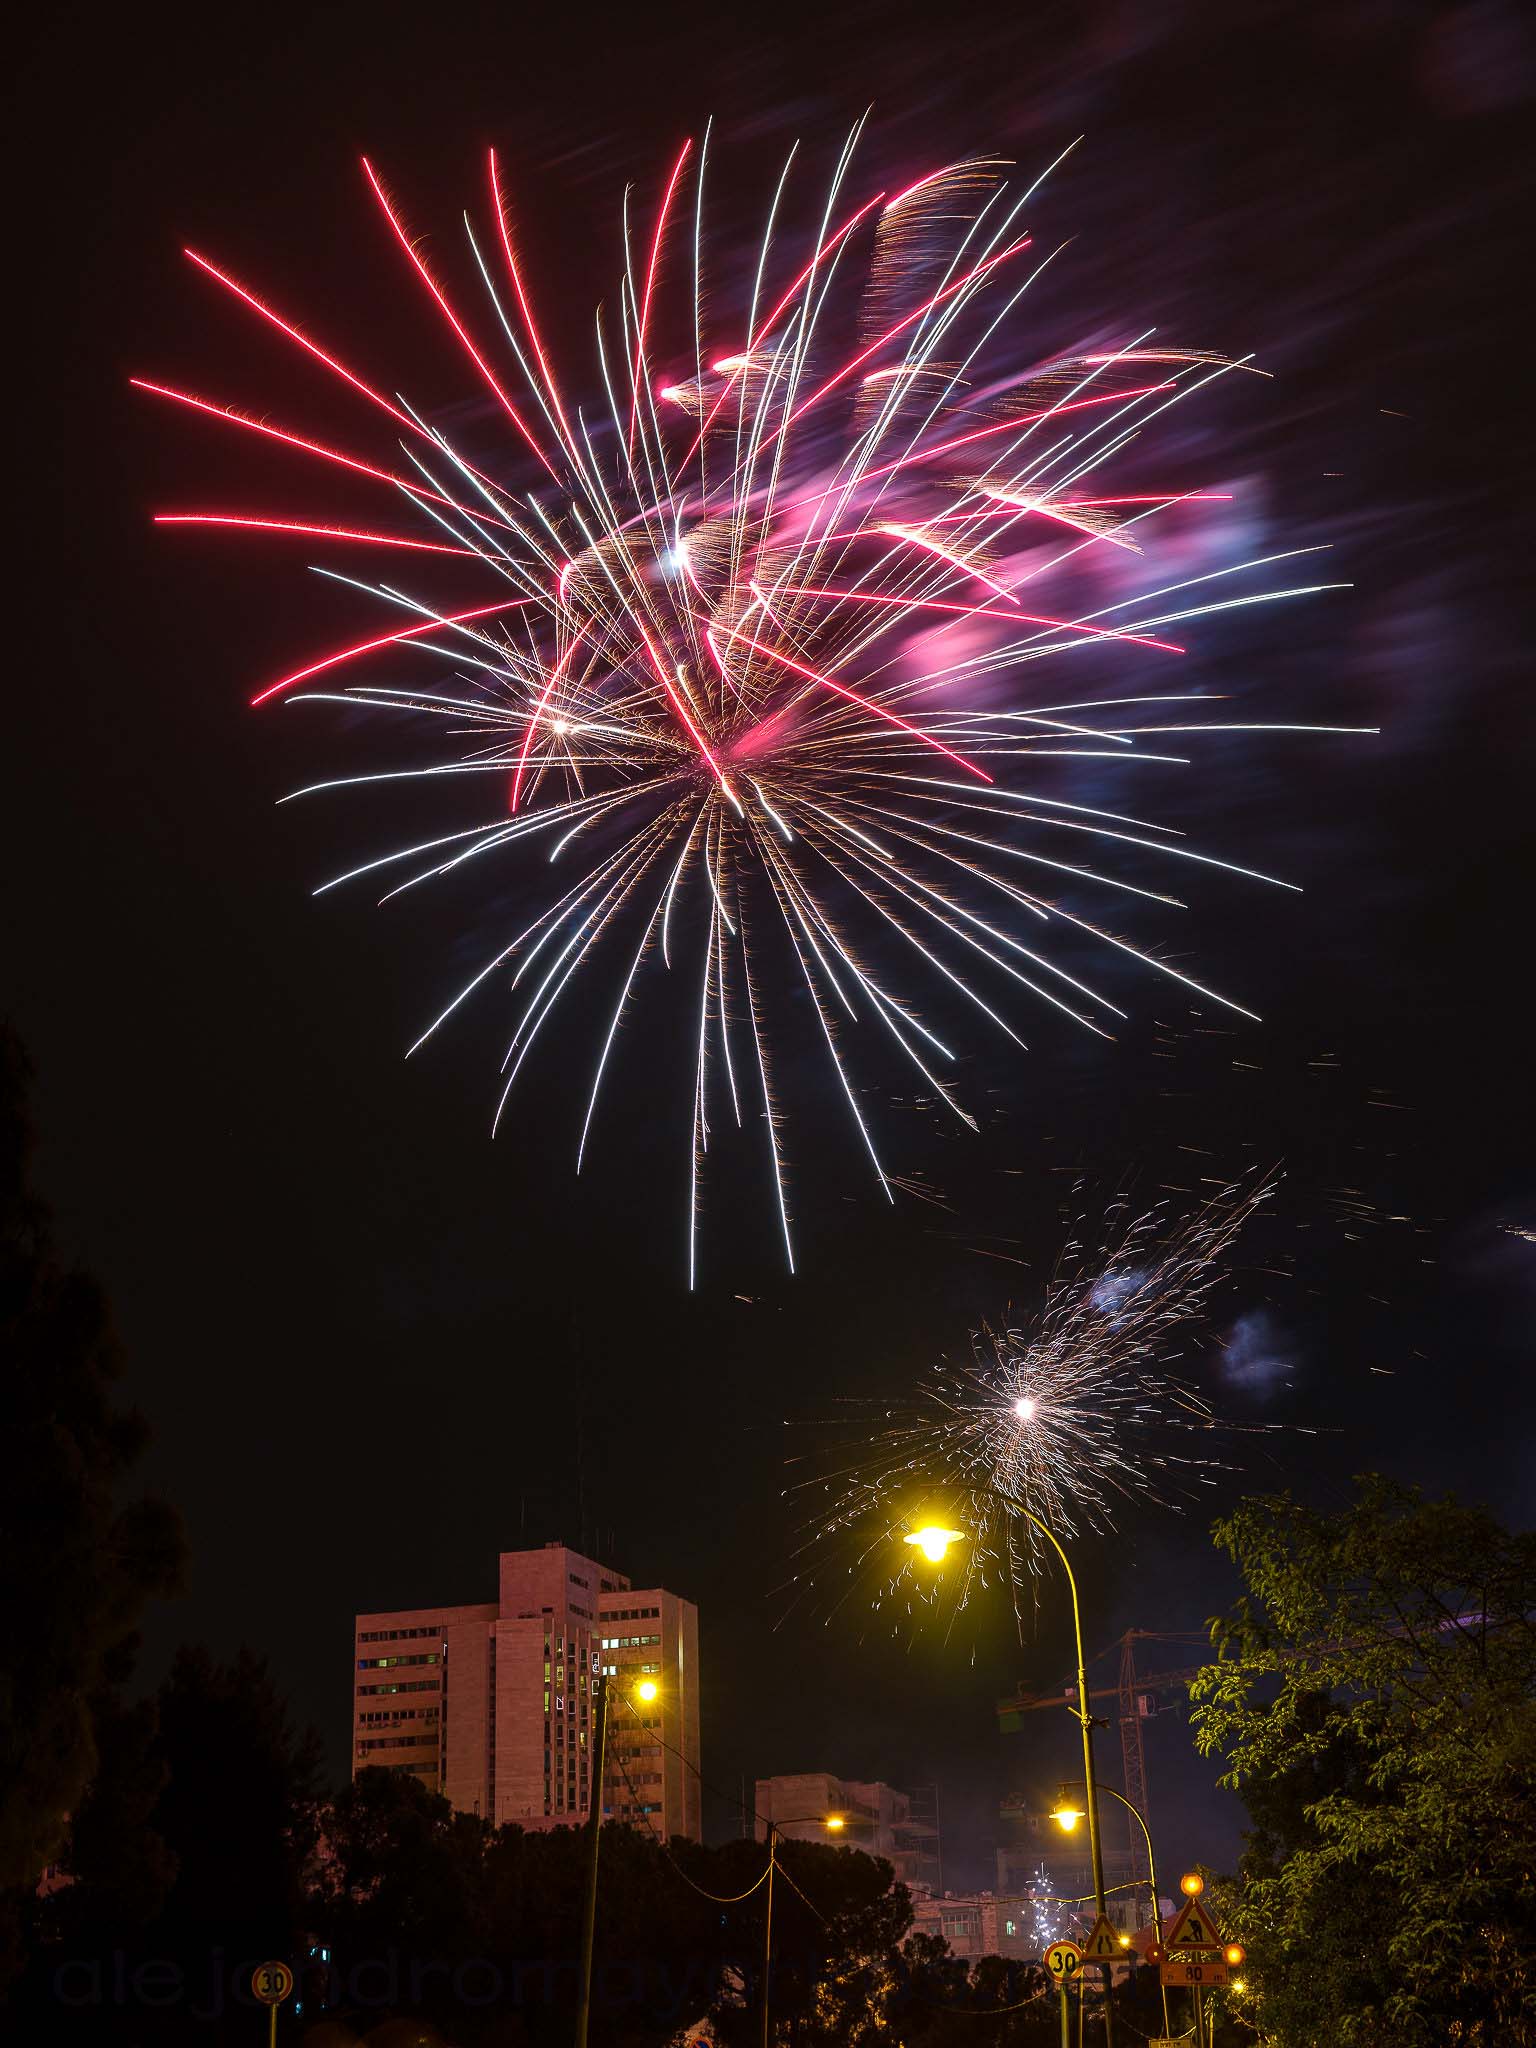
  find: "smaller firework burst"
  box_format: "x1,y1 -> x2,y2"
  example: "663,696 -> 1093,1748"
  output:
785,1173 -> 1291,1640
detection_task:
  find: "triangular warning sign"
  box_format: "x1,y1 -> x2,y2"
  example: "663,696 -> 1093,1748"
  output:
1165,1898 -> 1222,1950
1081,1913 -> 1124,1961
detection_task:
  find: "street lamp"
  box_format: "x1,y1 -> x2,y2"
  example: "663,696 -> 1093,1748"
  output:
575,1669 -> 664,2048
1051,1783 -> 1171,2040
760,1810 -> 863,2048
903,1526 -> 965,1565
903,1507 -> 1115,2044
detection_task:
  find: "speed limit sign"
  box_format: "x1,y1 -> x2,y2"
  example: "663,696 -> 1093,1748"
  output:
1044,1940 -> 1082,1983
251,1960 -> 293,2044
251,1961 -> 293,2004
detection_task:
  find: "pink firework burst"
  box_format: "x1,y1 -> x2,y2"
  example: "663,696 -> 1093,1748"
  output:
139,128 -> 1364,1279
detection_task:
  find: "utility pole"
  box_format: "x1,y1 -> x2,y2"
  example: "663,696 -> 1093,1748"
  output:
574,1667 -> 609,2048
761,1824 -> 778,2048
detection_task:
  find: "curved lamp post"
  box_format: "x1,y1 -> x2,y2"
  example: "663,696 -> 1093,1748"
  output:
1051,1783 -> 1170,2040
903,1498 -> 1116,2045
761,1810 -> 861,2048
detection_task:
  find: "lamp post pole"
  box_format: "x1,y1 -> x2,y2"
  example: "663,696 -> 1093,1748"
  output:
574,1665 -> 609,2048
761,1822 -> 777,2048
759,1810 -> 853,2048
904,1495 -> 1113,2045
1058,1781 -> 1170,2040
991,1502 -> 1113,2045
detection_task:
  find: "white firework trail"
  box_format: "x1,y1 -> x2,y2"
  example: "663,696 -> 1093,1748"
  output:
140,129 -> 1369,1278
784,1174 -> 1304,1638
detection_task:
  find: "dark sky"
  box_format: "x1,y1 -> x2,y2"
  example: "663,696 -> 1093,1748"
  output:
8,0 -> 1533,1891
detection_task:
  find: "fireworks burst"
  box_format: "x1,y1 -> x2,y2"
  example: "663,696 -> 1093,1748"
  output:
785,1174 -> 1296,1637
140,126 -> 1365,1278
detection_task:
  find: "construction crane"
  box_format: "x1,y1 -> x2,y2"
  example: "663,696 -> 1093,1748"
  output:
997,1629 -> 1209,1882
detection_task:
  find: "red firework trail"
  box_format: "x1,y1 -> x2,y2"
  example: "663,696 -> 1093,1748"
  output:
139,127 -> 1359,1278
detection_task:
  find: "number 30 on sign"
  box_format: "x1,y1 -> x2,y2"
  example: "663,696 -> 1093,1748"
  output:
1045,1941 -> 1082,1983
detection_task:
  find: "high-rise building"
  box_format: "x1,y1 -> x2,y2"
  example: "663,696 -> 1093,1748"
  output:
754,1772 -> 942,1892
352,1542 -> 701,1840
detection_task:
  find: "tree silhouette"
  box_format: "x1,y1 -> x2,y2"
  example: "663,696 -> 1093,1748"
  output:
0,1024 -> 184,1980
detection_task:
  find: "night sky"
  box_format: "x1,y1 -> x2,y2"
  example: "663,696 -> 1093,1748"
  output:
9,0 -> 1533,1891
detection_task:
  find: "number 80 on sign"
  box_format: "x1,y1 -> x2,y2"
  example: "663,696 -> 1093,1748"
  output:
1044,1941 -> 1082,1983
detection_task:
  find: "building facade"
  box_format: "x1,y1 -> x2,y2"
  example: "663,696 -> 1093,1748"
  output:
353,1542 -> 701,1840
754,1772 -> 942,1892
909,1892 -> 1040,1961
909,1889 -> 1140,1973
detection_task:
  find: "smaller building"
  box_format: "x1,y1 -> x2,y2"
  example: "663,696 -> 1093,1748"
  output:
911,1889 -> 1142,1976
909,1892 -> 1040,1961
755,1772 -> 941,1892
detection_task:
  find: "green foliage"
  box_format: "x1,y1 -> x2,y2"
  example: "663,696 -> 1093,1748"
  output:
1191,1474 -> 1536,2046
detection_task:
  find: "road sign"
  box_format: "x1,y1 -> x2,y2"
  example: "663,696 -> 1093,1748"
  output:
1164,1895 -> 1222,1950
1044,1940 -> 1082,1983
1161,1959 -> 1229,1988
1080,1913 -> 1124,1962
250,1961 -> 293,2005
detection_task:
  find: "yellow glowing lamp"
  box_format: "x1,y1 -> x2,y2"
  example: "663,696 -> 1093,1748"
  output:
1180,1872 -> 1205,1898
634,1679 -> 659,1704
1117,1935 -> 1132,1949
824,1814 -> 847,1832
1233,1979 -> 1248,1994
904,1525 -> 965,1564
1049,1801 -> 1086,1833
1224,1944 -> 1245,1967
